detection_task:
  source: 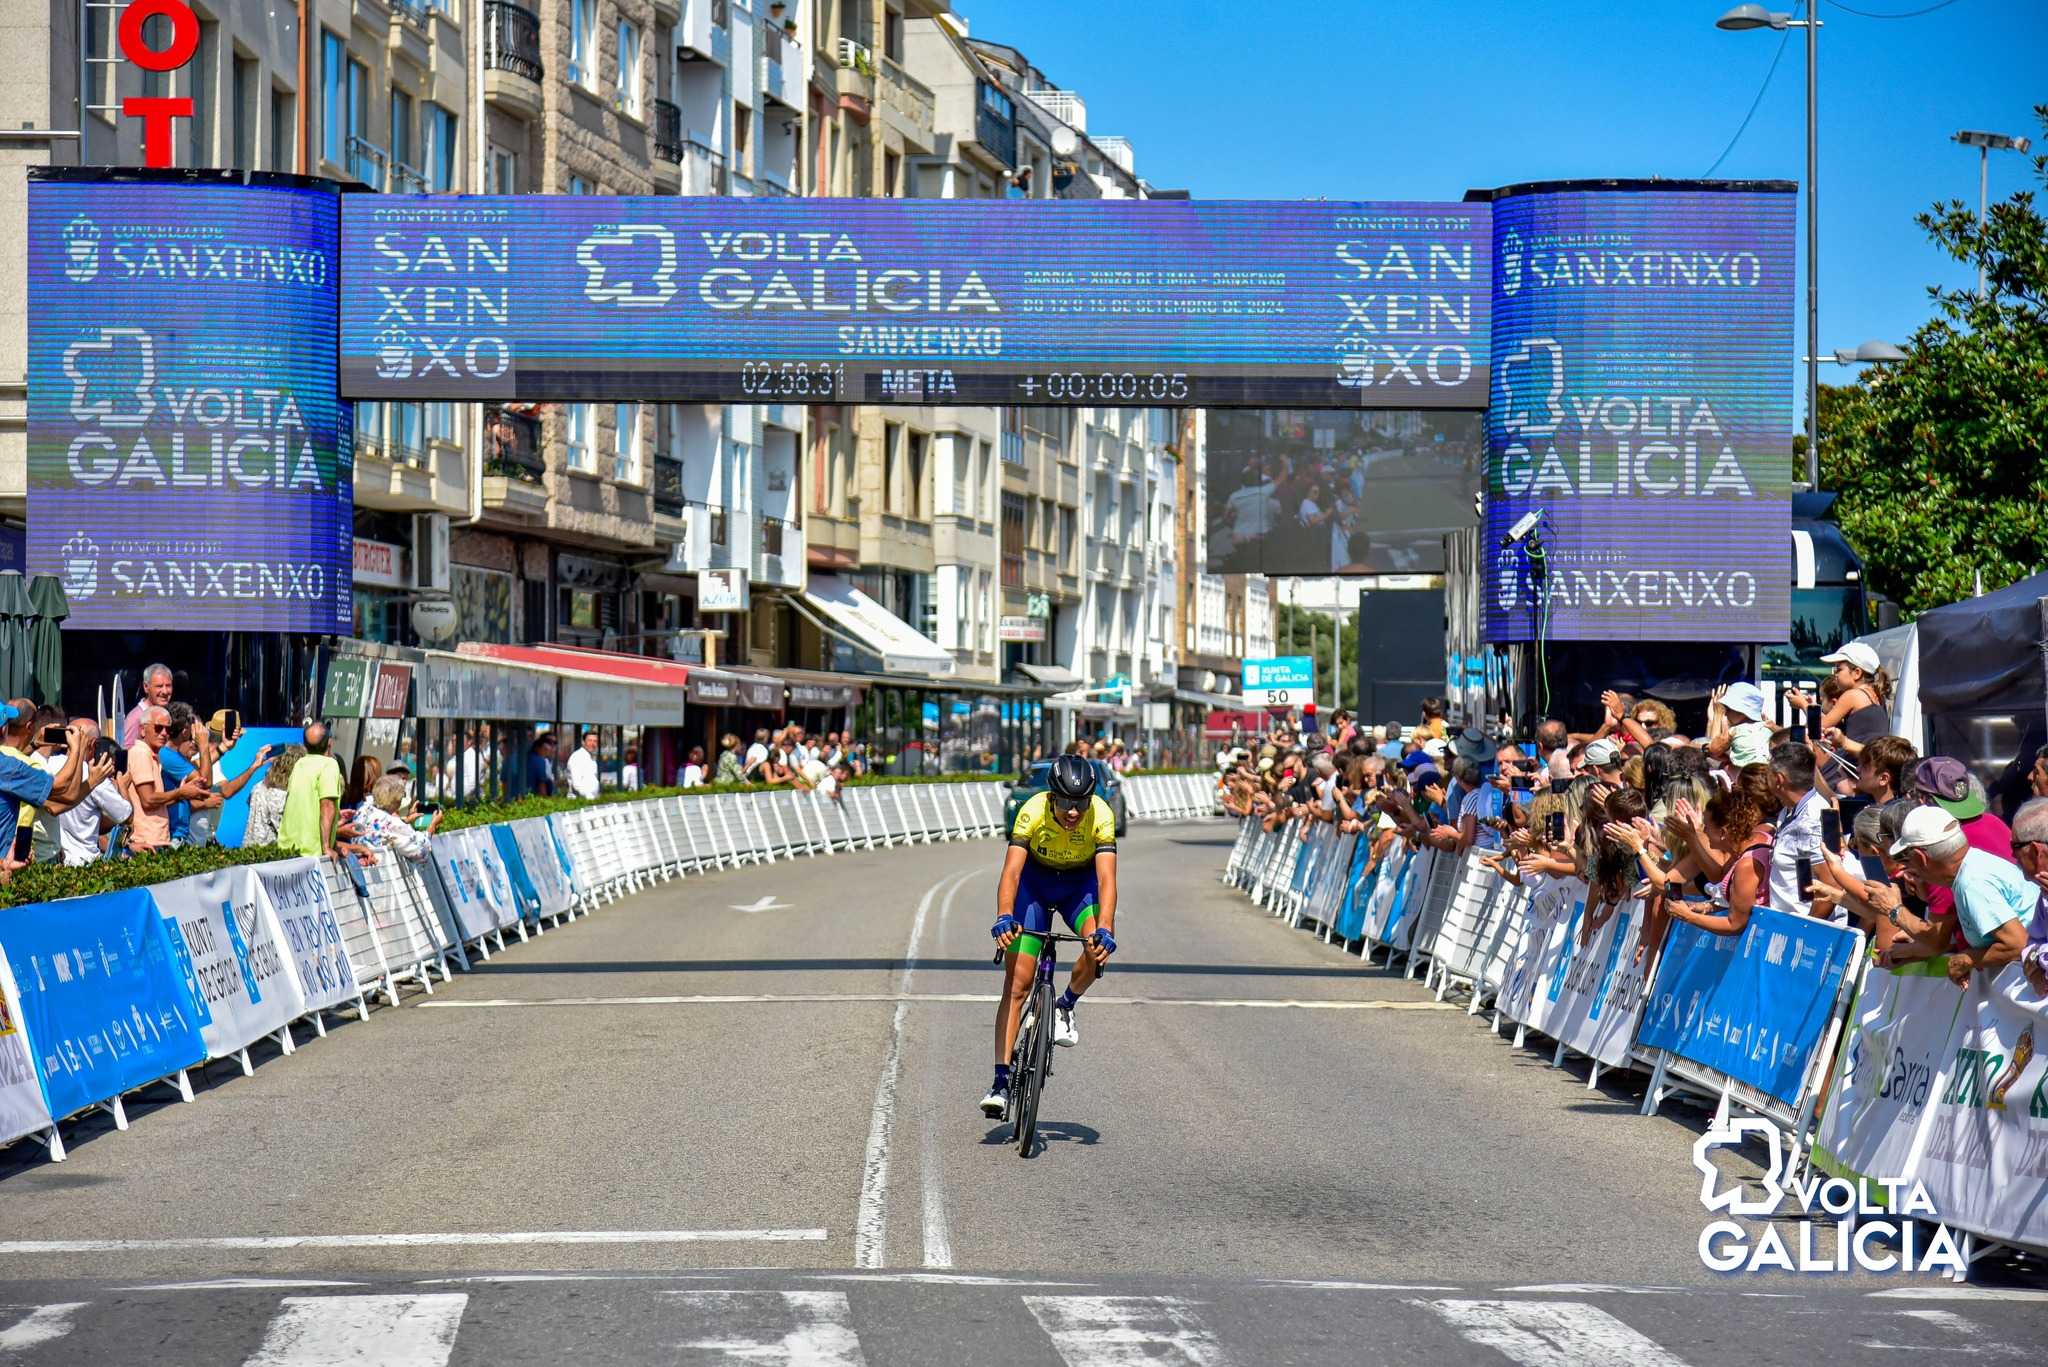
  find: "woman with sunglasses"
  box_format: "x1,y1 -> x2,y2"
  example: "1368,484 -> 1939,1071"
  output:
983,754 -> 1119,1120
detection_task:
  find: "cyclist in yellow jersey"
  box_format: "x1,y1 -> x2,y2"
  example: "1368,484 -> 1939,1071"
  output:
983,754 -> 1118,1118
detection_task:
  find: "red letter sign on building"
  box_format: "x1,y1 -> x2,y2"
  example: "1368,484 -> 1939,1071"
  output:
118,0 -> 198,166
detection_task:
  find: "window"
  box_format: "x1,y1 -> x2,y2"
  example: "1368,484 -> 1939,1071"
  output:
424,104 -> 457,191
426,402 -> 457,444
568,173 -> 593,195
612,403 -> 641,483
1059,507 -> 1074,567
569,0 -> 598,89
906,432 -> 927,519
883,7 -> 904,61
616,20 -> 642,117
883,150 -> 900,197
1042,497 -> 1058,553
141,14 -> 169,98
393,402 -> 424,462
882,423 -> 900,514
231,54 -> 256,169
734,106 -> 752,164
270,87 -> 294,171
390,90 -> 415,171
320,32 -> 346,164
85,3 -> 112,113
353,401 -> 384,453
191,22 -> 217,162
978,571 -> 993,653
975,441 -> 991,519
949,438 -> 968,514
1001,493 -> 1027,588
566,403 -> 593,471
491,145 -> 520,193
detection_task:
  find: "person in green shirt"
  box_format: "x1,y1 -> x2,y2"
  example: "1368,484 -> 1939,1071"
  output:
279,722 -> 344,857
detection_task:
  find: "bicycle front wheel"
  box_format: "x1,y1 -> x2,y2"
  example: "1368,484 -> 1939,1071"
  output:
1014,979 -> 1053,1157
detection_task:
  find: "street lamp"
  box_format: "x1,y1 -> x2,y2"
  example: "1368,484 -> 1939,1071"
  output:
1952,130 -> 2033,296
1716,4 -> 1822,489
1802,339 -> 1907,366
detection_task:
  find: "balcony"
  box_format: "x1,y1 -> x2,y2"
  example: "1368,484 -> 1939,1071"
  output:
681,137 -> 727,195
483,1 -> 543,115
877,58 -> 935,150
757,516 -> 805,588
651,100 -> 683,191
681,0 -> 731,65
759,21 -> 802,110
670,499 -> 741,572
388,0 -> 433,69
1023,87 -> 1085,133
834,38 -> 875,114
346,136 -> 387,189
652,455 -> 684,517
391,161 -> 428,195
482,405 -> 547,517
757,171 -> 794,197
971,80 -> 1016,171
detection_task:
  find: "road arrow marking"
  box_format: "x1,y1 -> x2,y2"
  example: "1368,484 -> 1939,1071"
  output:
730,896 -> 792,915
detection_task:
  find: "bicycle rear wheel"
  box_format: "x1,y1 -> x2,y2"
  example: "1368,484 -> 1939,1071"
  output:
1014,979 -> 1053,1156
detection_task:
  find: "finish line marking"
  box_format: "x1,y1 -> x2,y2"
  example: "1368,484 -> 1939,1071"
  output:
0,1230 -> 828,1256
419,994 -> 1453,1011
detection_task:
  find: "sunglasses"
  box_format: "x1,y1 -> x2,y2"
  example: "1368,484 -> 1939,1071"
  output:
1050,795 -> 1088,817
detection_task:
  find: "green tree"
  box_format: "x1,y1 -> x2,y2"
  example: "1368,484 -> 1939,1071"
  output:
1274,601 -> 1358,710
1818,105 -> 2048,616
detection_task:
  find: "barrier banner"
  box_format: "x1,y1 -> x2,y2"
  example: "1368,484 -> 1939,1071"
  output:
1335,839 -> 1377,941
1496,876 -> 1580,1025
1429,859 -> 1530,997
512,817 -> 577,918
490,825 -> 543,921
255,857 -> 363,1016
1815,959 -> 2048,1250
0,888 -> 205,1119
1380,847 -> 1435,948
0,953 -> 53,1147
1637,907 -> 1860,1108
1498,881 -> 1654,1070
151,866 -> 307,1059
429,829 -> 516,941
547,813 -> 592,898
1357,846 -> 1416,946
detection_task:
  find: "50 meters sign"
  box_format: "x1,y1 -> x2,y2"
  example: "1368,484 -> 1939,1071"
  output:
1242,656 -> 1315,707
341,196 -> 1490,409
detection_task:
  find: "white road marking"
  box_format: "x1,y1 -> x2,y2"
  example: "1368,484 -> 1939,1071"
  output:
668,1290 -> 867,1366
1023,1295 -> 1230,1367
920,869 -> 978,1272
0,1230 -> 826,1255
1260,1279 -> 1460,1292
1502,1284 -> 1686,1295
419,994 -> 1451,1011
813,1273 -> 1093,1287
1420,1299 -> 1692,1367
0,1303 -> 84,1352
854,870 -> 974,1270
1868,1286 -> 2048,1302
241,1294 -> 467,1367
1854,1308 -> 2024,1357
730,896 -> 793,914
121,1279 -> 366,1292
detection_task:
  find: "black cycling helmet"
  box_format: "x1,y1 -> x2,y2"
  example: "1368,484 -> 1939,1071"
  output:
1048,754 -> 1098,804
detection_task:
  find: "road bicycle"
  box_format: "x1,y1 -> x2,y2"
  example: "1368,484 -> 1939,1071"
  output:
994,929 -> 1103,1157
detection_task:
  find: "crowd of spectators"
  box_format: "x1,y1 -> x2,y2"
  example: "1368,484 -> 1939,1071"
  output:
1219,645 -> 2048,994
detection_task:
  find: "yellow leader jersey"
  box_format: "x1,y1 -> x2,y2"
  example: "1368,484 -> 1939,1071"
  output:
1009,791 -> 1118,870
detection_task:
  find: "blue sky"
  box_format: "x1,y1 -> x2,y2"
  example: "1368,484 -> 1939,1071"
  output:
964,0 -> 2045,420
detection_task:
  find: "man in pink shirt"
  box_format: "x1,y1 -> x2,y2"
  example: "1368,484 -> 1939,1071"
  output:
1912,756 -> 2013,949
119,663 -> 174,748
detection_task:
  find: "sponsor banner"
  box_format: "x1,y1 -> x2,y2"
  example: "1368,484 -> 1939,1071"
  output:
513,817 -> 578,916
1496,879 -> 1654,1070
429,828 -> 519,940
1815,959 -> 2048,1250
0,953 -> 54,1148
1637,907 -> 1861,1109
544,814 -> 589,898
27,177 -> 352,632
0,887 -> 206,1119
490,825 -> 543,922
152,866 -> 307,1060
1334,837 -> 1377,941
253,857 -> 363,1016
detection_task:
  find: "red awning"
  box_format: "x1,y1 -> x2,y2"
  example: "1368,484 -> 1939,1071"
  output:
458,642 -> 696,686
1203,709 -> 1268,738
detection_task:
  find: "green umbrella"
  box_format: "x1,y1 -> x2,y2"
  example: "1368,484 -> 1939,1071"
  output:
27,574 -> 68,709
0,572 -> 31,702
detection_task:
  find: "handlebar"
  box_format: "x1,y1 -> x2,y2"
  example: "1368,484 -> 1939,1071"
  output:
993,929 -> 1110,975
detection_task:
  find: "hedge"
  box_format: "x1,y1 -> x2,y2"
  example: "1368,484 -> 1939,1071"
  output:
435,770 -> 1010,833
0,842 -> 288,909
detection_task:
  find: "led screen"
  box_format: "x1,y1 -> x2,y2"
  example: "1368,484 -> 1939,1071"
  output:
1481,185 -> 1795,644
339,197 -> 1490,408
1204,409 -> 1482,575
26,176 -> 352,633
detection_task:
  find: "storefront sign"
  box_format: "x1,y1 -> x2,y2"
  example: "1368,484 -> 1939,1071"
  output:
700,568 -> 750,613
560,677 -> 687,727
685,672 -> 736,706
789,682 -> 854,709
368,663 -> 412,719
415,656 -> 557,719
558,553 -> 631,592
353,537 -> 405,589
733,675 -> 785,711
998,615 -> 1047,643
323,656 -> 370,719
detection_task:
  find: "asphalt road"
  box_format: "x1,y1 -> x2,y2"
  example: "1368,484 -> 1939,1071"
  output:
1,819 -> 2043,1363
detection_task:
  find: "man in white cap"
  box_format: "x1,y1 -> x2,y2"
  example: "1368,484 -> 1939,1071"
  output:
1582,737 -> 1624,782
1882,805 -> 2030,987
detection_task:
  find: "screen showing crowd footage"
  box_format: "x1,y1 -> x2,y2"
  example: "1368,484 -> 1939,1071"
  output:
1204,409 -> 1482,575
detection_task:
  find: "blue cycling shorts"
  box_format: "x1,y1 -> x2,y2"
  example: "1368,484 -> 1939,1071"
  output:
1012,861 -> 1098,955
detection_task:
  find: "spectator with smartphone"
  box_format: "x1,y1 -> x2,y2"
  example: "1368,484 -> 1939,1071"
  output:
242,746 -> 303,848
125,704 -> 201,854
185,712 -> 271,848
5,704 -> 112,866
1766,741 -> 1831,919
52,720 -> 132,865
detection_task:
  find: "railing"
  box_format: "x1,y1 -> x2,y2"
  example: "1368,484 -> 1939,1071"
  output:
391,162 -> 429,194
484,406 -> 544,482
760,516 -> 785,557
652,99 -> 684,164
1023,87 -> 1085,132
757,173 -> 794,197
346,136 -> 388,190
389,0 -> 431,29
682,137 -> 727,195
653,456 -> 684,516
483,1 -> 543,82
878,57 -> 935,131
389,441 -> 428,470
683,498 -> 728,547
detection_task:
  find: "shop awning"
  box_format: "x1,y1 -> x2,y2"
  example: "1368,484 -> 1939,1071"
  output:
769,666 -> 870,710
792,574 -> 955,677
415,650 -> 560,721
1175,685 -> 1246,709
456,642 -> 688,726
1014,663 -> 1082,689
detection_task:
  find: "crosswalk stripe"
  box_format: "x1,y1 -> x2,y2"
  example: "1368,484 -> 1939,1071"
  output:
0,1303 -> 83,1352
1419,1299 -> 1692,1367
241,1294 -> 468,1367
668,1291 -> 867,1366
1022,1295 -> 1229,1367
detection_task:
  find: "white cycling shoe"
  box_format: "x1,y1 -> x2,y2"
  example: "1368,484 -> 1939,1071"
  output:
1053,1005 -> 1079,1048
979,1085 -> 1007,1119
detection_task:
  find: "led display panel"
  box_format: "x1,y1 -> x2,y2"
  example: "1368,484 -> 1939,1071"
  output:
26,175 -> 352,632
1482,184 -> 1796,644
339,197 -> 1491,407
1204,409 -> 1482,575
